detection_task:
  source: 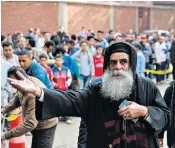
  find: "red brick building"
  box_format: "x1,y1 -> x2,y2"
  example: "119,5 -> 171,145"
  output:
1,1 -> 175,35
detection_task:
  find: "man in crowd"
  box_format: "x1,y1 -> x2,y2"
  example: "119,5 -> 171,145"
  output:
44,32 -> 51,42
72,41 -> 94,89
12,31 -> 24,49
79,27 -> 87,38
25,36 -> 36,50
14,37 -> 27,54
159,80 -> 175,148
8,42 -> 170,148
154,35 -> 167,85
87,35 -> 96,56
1,59 -> 12,107
33,40 -> 55,63
133,43 -> 146,77
97,30 -> 109,51
71,34 -> 79,49
52,55 -> 73,124
67,40 -> 79,55
2,42 -> 20,66
106,29 -> 115,43
39,53 -> 55,87
17,50 -> 52,89
140,33 -> 152,78
1,66 -> 57,148
1,34 -> 7,43
57,26 -> 66,42
27,28 -> 34,39
53,45 -> 80,90
170,34 -> 175,80
93,45 -> 104,78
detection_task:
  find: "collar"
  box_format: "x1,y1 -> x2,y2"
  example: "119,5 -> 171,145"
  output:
26,60 -> 36,75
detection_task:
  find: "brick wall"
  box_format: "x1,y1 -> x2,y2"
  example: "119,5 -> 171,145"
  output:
1,1 -> 175,35
1,1 -> 58,34
152,8 -> 175,30
67,3 -> 110,34
114,6 -> 136,33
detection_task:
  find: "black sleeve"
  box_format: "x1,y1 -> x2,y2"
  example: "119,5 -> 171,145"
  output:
147,86 -> 171,136
41,85 -> 92,120
158,85 -> 173,138
163,85 -> 173,107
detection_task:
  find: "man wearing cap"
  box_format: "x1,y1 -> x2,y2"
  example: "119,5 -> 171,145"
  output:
8,42 -> 170,148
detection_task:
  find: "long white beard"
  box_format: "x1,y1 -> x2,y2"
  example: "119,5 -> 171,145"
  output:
101,69 -> 134,101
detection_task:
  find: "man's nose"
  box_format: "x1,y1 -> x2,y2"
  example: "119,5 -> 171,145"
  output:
114,62 -> 122,70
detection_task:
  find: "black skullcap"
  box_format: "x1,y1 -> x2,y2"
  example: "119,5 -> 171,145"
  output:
103,42 -> 137,73
107,43 -> 131,57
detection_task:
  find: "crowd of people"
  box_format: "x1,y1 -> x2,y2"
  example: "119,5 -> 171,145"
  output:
1,26 -> 175,148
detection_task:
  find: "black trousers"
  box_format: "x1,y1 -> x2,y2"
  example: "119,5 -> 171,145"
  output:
78,119 -> 87,148
156,62 -> 166,83
31,125 -> 57,148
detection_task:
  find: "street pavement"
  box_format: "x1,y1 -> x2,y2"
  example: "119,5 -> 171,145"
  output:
7,78 -> 172,148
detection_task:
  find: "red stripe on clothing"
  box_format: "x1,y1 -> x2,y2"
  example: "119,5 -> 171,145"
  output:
104,120 -> 115,128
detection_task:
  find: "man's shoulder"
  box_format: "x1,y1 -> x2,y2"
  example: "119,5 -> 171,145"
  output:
138,76 -> 157,88
32,60 -> 46,72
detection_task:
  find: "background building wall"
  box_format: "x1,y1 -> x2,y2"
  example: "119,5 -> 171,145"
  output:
1,1 -> 175,35
152,8 -> 175,30
67,3 -> 110,34
114,6 -> 136,33
1,1 -> 58,34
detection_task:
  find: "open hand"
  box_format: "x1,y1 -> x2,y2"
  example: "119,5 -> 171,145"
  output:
7,71 -> 36,94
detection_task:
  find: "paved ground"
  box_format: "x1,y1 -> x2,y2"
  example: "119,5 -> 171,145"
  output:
6,78 -> 172,148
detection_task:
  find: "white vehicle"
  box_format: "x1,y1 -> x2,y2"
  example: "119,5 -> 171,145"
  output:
142,30 -> 170,36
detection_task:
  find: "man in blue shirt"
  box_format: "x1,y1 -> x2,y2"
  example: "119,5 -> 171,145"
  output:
97,30 -> 109,51
17,50 -> 52,89
67,40 -> 79,55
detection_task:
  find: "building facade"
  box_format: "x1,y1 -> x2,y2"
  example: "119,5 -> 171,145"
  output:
1,1 -> 175,34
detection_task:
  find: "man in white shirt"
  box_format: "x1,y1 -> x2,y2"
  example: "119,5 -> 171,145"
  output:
154,35 -> 167,85
2,42 -> 20,66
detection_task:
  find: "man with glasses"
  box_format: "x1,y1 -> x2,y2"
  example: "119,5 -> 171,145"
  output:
8,42 -> 170,148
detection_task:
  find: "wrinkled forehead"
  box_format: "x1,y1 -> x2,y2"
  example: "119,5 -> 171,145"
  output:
110,52 -> 129,60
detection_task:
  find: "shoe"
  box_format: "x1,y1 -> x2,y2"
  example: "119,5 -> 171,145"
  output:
66,119 -> 72,124
58,116 -> 66,121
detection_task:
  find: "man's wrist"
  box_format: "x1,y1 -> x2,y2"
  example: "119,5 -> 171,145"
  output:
140,106 -> 148,117
33,87 -> 42,97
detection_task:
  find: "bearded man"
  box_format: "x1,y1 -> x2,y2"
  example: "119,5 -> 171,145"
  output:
8,42 -> 170,148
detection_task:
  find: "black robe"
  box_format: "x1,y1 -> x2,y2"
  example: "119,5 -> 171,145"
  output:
38,75 -> 170,148
163,81 -> 175,147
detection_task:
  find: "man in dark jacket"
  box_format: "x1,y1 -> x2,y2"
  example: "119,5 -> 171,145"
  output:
8,42 -> 171,148
159,81 -> 175,148
170,34 -> 175,80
